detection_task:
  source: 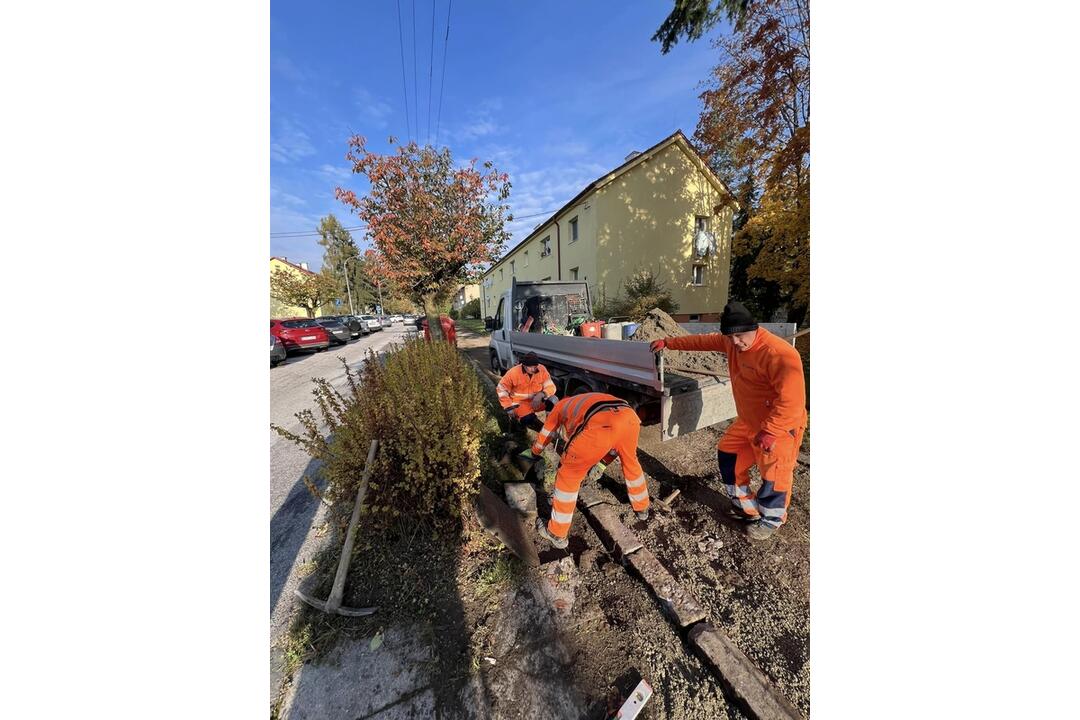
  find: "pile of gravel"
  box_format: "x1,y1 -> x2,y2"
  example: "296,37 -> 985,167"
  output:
629,309 -> 728,377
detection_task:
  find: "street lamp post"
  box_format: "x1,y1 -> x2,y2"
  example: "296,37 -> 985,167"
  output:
342,257 -> 358,315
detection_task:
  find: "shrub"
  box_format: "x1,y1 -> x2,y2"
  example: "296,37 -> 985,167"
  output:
449,307 -> 460,320
272,340 -> 487,535
594,270 -> 679,321
462,298 -> 481,319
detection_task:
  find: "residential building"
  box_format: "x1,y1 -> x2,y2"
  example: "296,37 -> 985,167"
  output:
451,284 -> 480,314
270,256 -> 335,318
480,131 -> 737,323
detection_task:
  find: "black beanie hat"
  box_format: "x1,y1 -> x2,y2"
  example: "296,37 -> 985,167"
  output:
520,351 -> 539,366
720,302 -> 758,335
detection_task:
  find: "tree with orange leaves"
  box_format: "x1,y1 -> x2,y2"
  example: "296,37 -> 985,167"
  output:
695,0 -> 809,324
336,138 -> 512,338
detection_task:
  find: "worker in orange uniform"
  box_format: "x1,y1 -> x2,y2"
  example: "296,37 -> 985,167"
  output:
520,392 -> 650,549
496,351 -> 558,432
649,302 -> 806,540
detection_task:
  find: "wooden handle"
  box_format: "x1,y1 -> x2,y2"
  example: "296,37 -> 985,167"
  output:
327,439 -> 379,611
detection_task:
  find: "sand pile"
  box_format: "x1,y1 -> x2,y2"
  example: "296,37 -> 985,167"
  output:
629,309 -> 729,377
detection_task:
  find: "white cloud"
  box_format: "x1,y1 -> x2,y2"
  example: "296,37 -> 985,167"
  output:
318,164 -> 352,181
270,118 -> 316,163
353,87 -> 394,131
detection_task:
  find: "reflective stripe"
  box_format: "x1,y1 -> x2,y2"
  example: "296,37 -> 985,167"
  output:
551,508 -> 575,524
624,475 -> 646,489
496,387 -> 509,397
552,488 -> 578,503
537,428 -> 551,442
531,445 -> 544,455
511,392 -> 534,398
627,489 -> 649,503
760,505 -> 787,518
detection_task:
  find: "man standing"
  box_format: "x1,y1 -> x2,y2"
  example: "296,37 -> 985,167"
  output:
496,351 -> 558,431
649,302 -> 806,540
521,392 -> 650,549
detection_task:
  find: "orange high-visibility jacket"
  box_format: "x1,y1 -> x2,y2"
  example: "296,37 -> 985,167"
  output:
532,392 -> 629,455
497,363 -> 557,417
664,328 -> 806,435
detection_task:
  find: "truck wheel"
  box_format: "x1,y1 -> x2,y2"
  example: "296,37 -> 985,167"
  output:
566,379 -> 595,396
489,350 -> 502,373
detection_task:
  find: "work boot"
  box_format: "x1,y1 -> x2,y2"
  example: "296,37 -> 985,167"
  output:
535,518 -> 568,549
635,509 -> 649,522
746,521 -> 778,541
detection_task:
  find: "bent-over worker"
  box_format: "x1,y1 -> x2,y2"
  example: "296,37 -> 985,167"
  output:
496,351 -> 558,431
521,392 -> 650,549
650,302 -> 806,540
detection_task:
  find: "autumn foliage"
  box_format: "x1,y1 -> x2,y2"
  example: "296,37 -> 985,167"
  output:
270,266 -> 339,318
336,138 -> 511,336
695,0 -> 809,324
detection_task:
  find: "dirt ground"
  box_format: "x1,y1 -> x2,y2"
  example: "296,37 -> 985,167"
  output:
277,331 -> 809,718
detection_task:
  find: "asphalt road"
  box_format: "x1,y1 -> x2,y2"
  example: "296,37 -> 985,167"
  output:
270,324 -> 410,684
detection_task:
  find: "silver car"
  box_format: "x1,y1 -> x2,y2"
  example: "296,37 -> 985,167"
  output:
358,314 -> 382,332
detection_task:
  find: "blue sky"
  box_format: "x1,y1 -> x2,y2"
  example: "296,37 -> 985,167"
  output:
270,1 -> 731,271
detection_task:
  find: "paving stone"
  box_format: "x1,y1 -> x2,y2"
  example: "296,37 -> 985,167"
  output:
688,623 -> 804,720
581,503 -> 643,558
624,548 -> 707,629
504,482 -> 537,519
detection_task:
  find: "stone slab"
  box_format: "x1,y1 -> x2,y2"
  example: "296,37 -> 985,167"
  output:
624,548 -> 707,629
688,623 -> 804,720
576,482 -> 609,508
504,482 -> 538,519
581,503 -> 643,558
475,484 -> 540,567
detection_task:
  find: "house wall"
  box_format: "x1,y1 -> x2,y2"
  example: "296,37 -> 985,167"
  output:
593,142 -> 732,318
270,258 -> 334,318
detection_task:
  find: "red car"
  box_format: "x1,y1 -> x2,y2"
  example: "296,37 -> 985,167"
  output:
271,318 -> 330,353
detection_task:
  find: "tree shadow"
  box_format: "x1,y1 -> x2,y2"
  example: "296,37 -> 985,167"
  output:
270,455 -> 326,615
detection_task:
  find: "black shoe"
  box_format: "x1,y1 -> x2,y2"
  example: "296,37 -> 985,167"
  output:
535,518 -> 568,549
746,521 -> 778,541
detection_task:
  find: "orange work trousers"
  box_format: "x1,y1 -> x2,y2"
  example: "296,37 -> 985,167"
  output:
716,418 -> 804,528
547,406 -> 650,539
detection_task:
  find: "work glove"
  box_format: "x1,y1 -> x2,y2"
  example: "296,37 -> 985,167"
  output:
649,339 -> 667,352
530,393 -> 546,411
586,460 -> 608,483
518,448 -> 541,465
754,430 -> 777,453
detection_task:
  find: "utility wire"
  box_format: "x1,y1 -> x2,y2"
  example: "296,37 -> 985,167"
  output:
395,0 -> 412,142
411,0 -> 418,145
271,225 -> 366,238
434,0 -> 452,146
427,0 -> 435,144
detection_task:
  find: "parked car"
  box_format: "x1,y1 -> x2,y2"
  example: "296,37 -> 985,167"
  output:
330,314 -> 368,338
390,315 -> 403,324
315,317 -> 351,346
271,334 -> 287,367
357,314 -> 382,332
270,318 -> 330,353
379,315 -> 393,328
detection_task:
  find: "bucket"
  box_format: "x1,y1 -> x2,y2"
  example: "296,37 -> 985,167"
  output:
602,322 -> 625,340
622,322 -> 639,340
579,321 -> 604,338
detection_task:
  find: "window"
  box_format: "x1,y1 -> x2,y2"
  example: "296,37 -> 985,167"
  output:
510,260 -> 515,278
570,267 -> 579,280
569,217 -> 579,242
691,264 -> 705,286
540,236 -> 551,256
500,268 -> 504,280
689,314 -> 700,322
494,298 -> 504,331
524,251 -> 529,267
695,216 -> 710,232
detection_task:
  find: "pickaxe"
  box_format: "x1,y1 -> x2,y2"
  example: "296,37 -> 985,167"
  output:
294,439 -> 379,617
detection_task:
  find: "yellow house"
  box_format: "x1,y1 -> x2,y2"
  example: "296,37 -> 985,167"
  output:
480,130 -> 737,322
451,284 -> 480,313
270,256 -> 336,318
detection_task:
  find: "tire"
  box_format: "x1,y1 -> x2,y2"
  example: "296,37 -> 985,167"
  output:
490,350 -> 502,373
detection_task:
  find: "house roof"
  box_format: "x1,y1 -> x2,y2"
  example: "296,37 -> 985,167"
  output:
270,256 -> 316,275
484,130 -> 737,275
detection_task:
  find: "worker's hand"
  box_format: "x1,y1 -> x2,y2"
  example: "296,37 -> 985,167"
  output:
649,339 -> 667,353
530,393 -> 546,411
518,448 -> 541,464
505,408 -> 517,422
754,430 -> 777,453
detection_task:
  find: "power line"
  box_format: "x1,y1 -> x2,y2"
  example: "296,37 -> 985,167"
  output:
395,0 -> 412,142
411,0 -> 418,145
434,0 -> 452,146
427,0 -> 435,144
271,225 -> 366,238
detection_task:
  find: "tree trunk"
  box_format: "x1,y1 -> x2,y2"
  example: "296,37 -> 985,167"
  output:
306,306 -> 316,318
422,293 -> 443,341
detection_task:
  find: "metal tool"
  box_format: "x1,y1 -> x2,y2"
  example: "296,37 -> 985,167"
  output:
294,440 -> 379,617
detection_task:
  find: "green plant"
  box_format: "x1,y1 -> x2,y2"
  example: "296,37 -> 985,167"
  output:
461,297 -> 481,319
595,270 -> 680,322
475,553 -> 523,598
449,307 -> 460,320
272,341 -> 488,534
